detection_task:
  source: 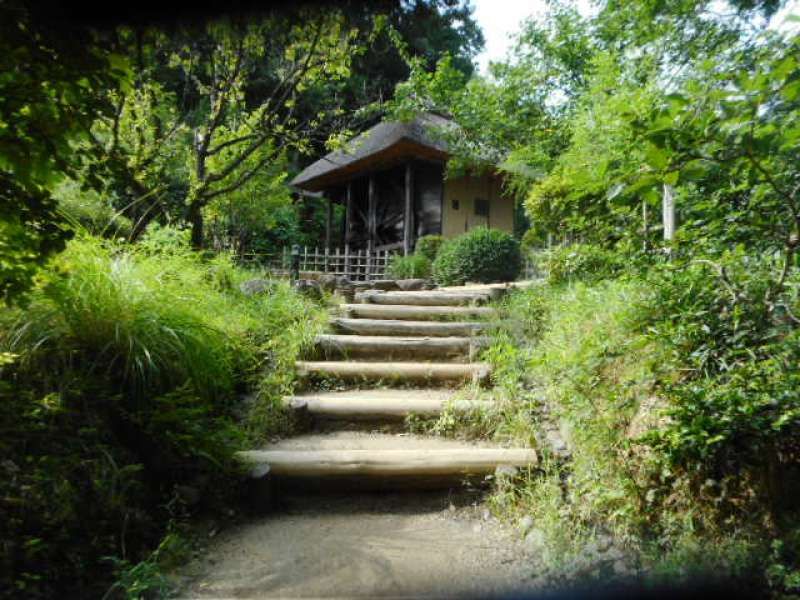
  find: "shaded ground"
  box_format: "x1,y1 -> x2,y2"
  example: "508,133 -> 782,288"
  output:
176,489 -> 541,598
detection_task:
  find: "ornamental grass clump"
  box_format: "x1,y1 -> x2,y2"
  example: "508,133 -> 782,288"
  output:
432,227 -> 522,286
386,253 -> 432,279
2,233 -> 323,406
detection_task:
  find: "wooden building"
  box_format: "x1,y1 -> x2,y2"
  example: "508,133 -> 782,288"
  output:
291,112 -> 515,255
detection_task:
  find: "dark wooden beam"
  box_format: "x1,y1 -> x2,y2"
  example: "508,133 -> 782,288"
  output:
345,182 -> 353,248
345,182 -> 353,273
325,195 -> 333,251
404,162 -> 414,256
367,175 -> 376,255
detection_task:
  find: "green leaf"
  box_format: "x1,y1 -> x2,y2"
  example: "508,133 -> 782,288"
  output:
781,80 -> 800,102
623,174 -> 659,197
643,143 -> 669,170
679,159 -> 709,183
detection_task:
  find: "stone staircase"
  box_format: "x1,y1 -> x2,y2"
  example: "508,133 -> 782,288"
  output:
239,286 -> 537,489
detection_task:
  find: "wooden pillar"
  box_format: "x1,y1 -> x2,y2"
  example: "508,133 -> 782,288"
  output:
324,196 -> 333,251
344,182 -> 353,274
368,176 -> 376,278
368,176 -> 376,255
404,163 -> 414,256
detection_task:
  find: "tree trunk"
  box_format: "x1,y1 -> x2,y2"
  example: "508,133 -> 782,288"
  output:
190,129 -> 208,249
187,201 -> 204,249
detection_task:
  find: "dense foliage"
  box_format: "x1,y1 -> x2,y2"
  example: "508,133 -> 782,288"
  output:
543,243 -> 625,285
0,2 -> 122,305
432,227 -> 522,285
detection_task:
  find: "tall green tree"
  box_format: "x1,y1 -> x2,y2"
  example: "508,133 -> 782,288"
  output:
0,1 -> 124,305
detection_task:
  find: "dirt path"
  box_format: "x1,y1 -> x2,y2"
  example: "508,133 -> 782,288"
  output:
176,490 -> 540,598
176,285 -> 542,598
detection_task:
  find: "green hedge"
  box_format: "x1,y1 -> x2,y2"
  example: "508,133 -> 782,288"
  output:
432,228 -> 521,286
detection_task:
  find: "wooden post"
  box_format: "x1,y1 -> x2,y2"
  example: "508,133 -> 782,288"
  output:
404,163 -> 414,256
662,184 -> 675,243
325,196 -> 333,252
368,176 -> 376,255
345,183 -> 353,276
368,176 -> 376,279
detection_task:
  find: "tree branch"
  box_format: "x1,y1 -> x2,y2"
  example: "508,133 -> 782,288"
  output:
206,133 -> 258,156
202,144 -> 284,202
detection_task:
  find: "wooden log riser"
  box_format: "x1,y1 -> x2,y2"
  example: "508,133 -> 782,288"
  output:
237,448 -> 538,477
312,335 -> 490,362
295,361 -> 491,385
283,397 -> 488,420
330,318 -> 488,338
316,347 -> 471,362
266,473 -> 503,492
355,291 -> 492,306
341,304 -> 497,321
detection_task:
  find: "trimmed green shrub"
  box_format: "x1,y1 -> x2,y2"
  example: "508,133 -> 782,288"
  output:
415,234 -> 444,261
545,243 -> 624,284
387,253 -> 431,279
432,228 -> 521,285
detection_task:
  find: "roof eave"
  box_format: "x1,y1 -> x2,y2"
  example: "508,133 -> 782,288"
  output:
291,138 -> 449,192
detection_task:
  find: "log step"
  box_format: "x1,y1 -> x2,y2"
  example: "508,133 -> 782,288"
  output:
331,317 -> 489,337
283,389 -> 486,419
295,360 -> 491,384
355,290 -> 493,306
314,334 -> 489,361
238,446 -> 537,477
341,304 -> 497,321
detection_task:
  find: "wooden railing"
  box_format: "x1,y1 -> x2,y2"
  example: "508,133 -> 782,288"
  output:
236,246 -> 546,282
236,246 -> 401,281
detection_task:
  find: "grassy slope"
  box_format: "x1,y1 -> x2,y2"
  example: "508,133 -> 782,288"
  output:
0,235 -> 326,598
424,278 -> 777,587
486,281 -> 662,566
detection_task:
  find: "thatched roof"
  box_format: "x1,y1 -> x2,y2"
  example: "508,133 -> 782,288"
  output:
291,112 -> 454,192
